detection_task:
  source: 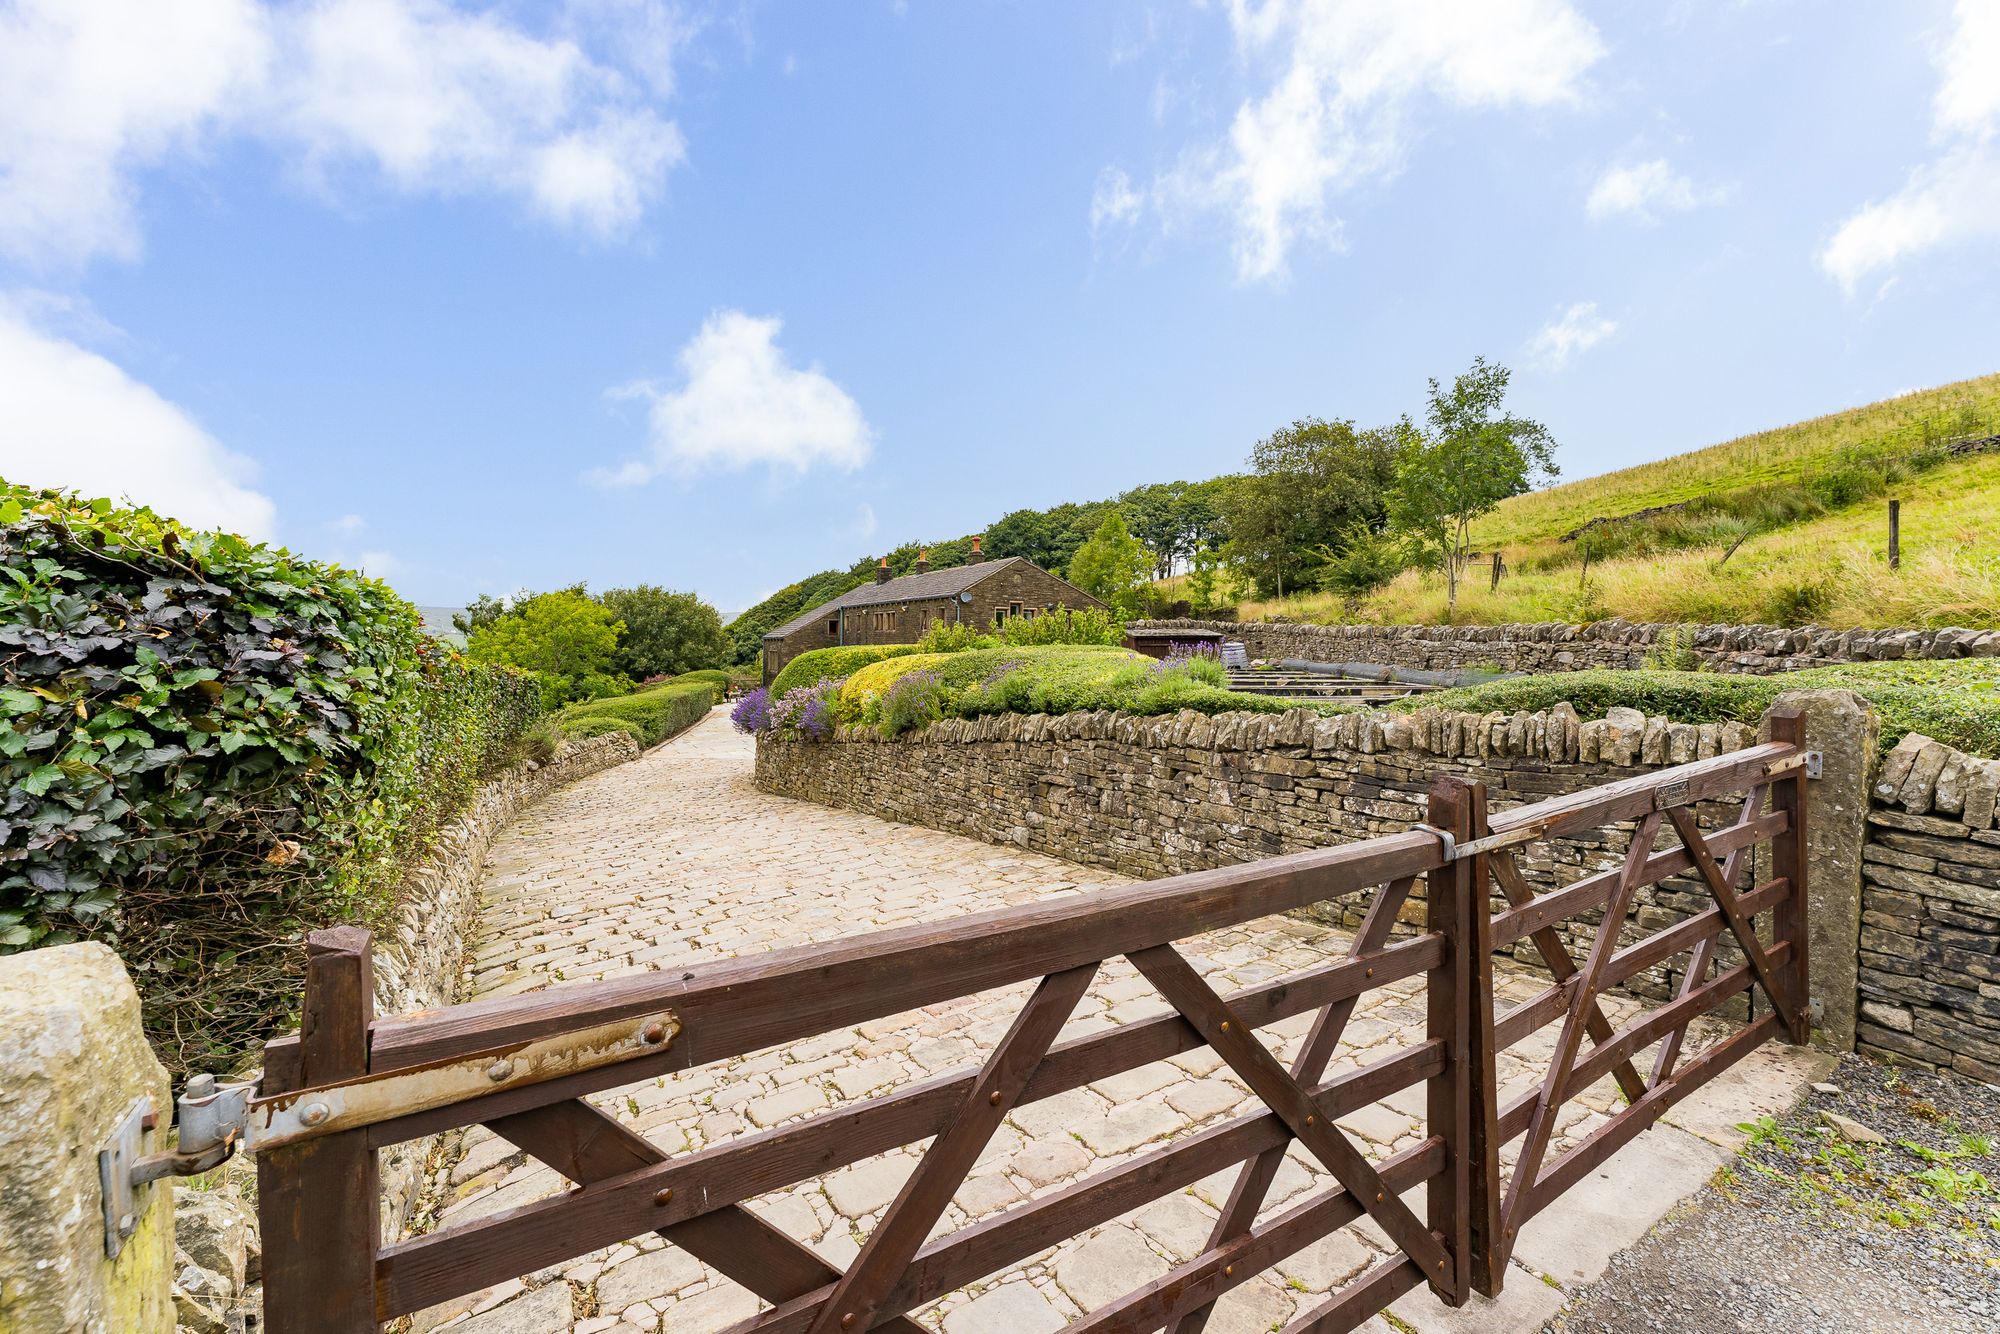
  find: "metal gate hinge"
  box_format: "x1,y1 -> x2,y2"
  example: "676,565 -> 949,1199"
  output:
99,1074 -> 256,1257
1805,750 -> 1824,780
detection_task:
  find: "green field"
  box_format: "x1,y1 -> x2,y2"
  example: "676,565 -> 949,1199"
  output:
1235,373 -> 2000,630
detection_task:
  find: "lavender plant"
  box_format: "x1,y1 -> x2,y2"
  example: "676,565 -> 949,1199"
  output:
730,686 -> 773,734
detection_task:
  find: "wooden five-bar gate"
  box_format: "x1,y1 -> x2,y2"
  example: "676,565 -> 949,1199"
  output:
247,712 -> 1812,1332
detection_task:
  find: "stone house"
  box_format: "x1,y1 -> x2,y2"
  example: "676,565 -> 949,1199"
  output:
761,538 -> 1108,684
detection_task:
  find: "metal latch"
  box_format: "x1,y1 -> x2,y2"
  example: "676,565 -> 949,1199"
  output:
1805,750 -> 1823,780
99,1074 -> 256,1257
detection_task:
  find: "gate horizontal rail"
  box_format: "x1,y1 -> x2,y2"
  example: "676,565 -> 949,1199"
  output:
252,712 -> 1811,1331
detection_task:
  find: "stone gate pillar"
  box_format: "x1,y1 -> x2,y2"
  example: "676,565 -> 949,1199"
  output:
1763,688 -> 1878,1053
0,943 -> 175,1332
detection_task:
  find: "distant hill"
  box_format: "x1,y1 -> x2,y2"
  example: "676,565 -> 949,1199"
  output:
417,606 -> 467,647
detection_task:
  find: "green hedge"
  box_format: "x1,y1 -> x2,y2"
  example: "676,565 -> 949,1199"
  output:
0,482 -> 541,1069
1408,659 -> 2000,757
660,668 -> 730,694
771,644 -> 925,697
556,678 -> 718,747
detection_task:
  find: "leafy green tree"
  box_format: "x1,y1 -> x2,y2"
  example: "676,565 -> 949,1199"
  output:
467,589 -> 626,707
1388,357 -> 1557,613
600,585 -> 729,680
1222,420 -> 1400,598
1067,512 -> 1150,615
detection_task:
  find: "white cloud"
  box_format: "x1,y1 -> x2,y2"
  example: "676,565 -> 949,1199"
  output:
0,306 -> 276,538
1526,300 -> 1616,370
0,0 -> 271,267
1586,158 -> 1724,223
356,549 -> 397,576
590,311 -> 874,484
0,0 -> 691,268
330,512 -> 366,534
1822,0 -> 2000,293
1090,166 -> 1145,233
1137,0 -> 1603,282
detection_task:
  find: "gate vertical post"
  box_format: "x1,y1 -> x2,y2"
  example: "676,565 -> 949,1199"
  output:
1460,782 -> 1504,1298
1768,708 -> 1811,1042
259,927 -> 380,1332
1424,776 -> 1477,1306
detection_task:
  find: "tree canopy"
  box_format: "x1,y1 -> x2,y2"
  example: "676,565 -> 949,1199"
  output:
601,585 -> 730,680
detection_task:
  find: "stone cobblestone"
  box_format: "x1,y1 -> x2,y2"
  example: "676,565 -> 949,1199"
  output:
411,711 -> 1706,1333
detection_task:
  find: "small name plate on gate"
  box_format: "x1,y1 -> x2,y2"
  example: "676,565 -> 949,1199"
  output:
1653,778 -> 1690,810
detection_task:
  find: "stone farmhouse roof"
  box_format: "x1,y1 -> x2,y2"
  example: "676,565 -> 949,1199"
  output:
763,557 -> 1044,640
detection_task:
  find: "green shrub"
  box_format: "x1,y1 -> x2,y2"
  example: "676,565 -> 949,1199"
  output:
555,679 -> 717,747
555,714 -> 645,743
660,668 -> 730,693
770,644 -> 923,697
0,481 -> 540,1069
916,620 -> 998,653
997,606 -> 1124,647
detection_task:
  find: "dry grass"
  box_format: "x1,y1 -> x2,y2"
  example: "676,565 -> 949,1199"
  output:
1226,453 -> 2000,629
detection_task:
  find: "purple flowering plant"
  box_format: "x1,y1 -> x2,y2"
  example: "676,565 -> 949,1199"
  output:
729,686 -> 773,735
768,677 -> 844,741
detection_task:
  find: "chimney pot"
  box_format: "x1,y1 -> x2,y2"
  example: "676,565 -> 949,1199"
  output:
876,556 -> 892,585
914,548 -> 930,575
969,535 -> 985,564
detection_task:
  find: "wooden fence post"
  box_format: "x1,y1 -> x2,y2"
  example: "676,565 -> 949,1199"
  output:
1767,709 -> 1812,1043
1888,499 -> 1901,569
259,926 -> 380,1332
1459,781 -> 1503,1298
1424,777 -> 1478,1305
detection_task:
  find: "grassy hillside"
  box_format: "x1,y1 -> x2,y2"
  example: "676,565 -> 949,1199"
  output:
1235,374 -> 2000,630
1470,373 -> 2000,548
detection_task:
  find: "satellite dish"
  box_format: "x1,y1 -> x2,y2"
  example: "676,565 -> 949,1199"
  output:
959,592 -> 973,603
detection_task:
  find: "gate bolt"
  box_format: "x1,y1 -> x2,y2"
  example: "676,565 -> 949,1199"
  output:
487,1060 -> 515,1083
299,1102 -> 330,1127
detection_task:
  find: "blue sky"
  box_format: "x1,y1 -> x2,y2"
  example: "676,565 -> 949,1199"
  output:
2,1 -> 1997,615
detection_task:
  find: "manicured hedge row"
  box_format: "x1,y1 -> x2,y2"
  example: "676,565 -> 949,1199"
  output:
1412,659 -> 2000,757
555,678 -> 719,747
0,482 -> 541,1068
770,644 -> 925,697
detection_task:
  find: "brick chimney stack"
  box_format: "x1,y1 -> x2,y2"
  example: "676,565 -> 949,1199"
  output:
875,556 -> 892,584
914,548 -> 930,575
968,535 -> 985,564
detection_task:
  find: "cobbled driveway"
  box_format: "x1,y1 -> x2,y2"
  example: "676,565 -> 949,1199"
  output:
408,710 -> 1695,1334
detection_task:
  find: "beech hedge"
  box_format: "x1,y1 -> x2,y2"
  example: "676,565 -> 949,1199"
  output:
0,482 -> 540,1068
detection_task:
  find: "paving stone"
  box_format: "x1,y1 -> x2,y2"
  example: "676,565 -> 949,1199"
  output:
826,1157 -> 912,1219
1132,1191 -> 1221,1261
657,1283 -> 762,1332
1072,1099 -> 1183,1155
450,1282 -> 572,1334
940,1281 -> 1067,1334
595,1247 -> 702,1311
1204,1274 -> 1296,1334
1011,1136 -> 1092,1187
1278,1228 -> 1379,1291
1053,1225 -> 1172,1313
746,1082 -> 829,1128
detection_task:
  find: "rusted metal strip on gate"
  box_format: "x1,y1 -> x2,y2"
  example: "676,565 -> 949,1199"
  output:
248,1012 -> 678,1151
252,721 -> 1813,1334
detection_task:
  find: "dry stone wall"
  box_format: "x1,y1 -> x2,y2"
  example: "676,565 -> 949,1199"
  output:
1855,733 -> 2000,1083
1131,618 -> 2000,676
756,704 -> 1767,1010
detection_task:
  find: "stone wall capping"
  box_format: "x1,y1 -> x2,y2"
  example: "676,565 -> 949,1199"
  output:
1128,617 -> 1997,677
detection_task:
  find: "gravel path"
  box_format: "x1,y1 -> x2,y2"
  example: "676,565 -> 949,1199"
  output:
1550,1054 -> 2000,1333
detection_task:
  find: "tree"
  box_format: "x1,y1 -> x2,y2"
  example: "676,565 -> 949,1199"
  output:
1066,512 -> 1149,616
1388,357 -> 1557,614
1222,420 -> 1399,598
466,589 -> 625,707
600,585 -> 729,680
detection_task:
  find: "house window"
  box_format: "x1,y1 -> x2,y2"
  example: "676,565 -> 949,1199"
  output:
1010,601 -> 1023,618
992,608 -> 1005,627
1022,607 -> 1036,620
827,619 -> 838,637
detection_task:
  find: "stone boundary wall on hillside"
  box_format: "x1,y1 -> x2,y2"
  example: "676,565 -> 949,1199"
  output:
1131,618 -> 2000,676
1854,734 -> 2000,1083
756,704 -> 1768,1015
